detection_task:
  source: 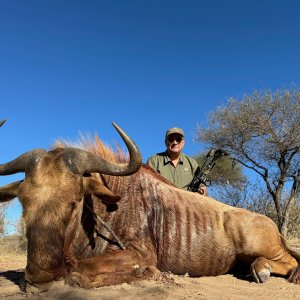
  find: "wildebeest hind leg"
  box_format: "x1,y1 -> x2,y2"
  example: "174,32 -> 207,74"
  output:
251,256 -> 297,283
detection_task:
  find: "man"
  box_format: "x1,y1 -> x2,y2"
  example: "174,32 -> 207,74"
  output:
146,127 -> 207,195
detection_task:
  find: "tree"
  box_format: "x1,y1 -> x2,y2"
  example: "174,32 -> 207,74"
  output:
0,204 -> 7,238
193,151 -> 246,188
196,87 -> 300,238
16,217 -> 27,252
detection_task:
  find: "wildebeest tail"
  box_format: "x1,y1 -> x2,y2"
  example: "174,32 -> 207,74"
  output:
287,248 -> 300,284
281,236 -> 300,284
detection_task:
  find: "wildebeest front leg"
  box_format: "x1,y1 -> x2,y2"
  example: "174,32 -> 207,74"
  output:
67,249 -> 159,288
67,266 -> 158,288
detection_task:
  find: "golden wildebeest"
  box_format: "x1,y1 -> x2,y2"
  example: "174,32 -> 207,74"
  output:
0,119 -> 299,292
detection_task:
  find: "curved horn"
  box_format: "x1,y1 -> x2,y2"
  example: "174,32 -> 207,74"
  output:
0,149 -> 46,175
0,119 -> 6,127
63,122 -> 142,176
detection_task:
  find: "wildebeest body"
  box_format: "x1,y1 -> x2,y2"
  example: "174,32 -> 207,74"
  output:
0,121 -> 299,290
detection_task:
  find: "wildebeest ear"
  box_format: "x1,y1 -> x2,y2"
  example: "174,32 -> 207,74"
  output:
93,185 -> 121,204
84,177 -> 121,203
0,180 -> 23,203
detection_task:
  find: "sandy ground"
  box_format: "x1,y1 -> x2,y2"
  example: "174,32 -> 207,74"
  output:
1,258 -> 300,300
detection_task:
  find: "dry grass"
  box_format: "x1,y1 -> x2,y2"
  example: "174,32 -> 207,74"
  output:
287,238 -> 300,252
0,235 -> 26,262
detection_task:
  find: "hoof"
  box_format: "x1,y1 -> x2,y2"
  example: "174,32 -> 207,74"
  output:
250,259 -> 271,283
257,269 -> 271,283
65,272 -> 91,289
132,265 -> 147,277
132,265 -> 160,279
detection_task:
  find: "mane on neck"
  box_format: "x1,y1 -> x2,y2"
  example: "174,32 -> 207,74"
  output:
54,134 -> 128,163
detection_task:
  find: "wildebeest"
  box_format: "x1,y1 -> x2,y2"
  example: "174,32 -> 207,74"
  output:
0,120 -> 299,291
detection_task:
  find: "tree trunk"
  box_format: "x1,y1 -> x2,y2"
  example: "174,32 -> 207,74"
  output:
280,193 -> 297,238
279,214 -> 289,238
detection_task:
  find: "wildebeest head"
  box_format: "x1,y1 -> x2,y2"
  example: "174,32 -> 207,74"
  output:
0,120 -> 141,286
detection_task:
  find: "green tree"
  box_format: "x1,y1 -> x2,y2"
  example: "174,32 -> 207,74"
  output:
196,87 -> 300,238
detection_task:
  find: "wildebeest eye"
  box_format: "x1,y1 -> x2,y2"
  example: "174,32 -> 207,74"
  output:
70,202 -> 77,209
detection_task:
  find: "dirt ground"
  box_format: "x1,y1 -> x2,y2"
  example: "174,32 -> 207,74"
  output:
1,257 -> 300,300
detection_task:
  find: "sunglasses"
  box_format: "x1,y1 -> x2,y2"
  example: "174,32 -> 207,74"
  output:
167,136 -> 183,143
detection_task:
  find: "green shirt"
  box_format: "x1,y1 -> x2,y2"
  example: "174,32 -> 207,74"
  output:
146,151 -> 199,190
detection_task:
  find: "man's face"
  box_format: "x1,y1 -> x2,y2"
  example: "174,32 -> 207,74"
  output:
165,134 -> 185,155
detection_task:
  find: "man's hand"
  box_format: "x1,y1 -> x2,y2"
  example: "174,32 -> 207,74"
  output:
198,185 -> 208,196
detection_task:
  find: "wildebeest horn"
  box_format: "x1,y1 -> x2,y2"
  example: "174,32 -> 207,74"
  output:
0,120 -> 141,176
0,119 -> 6,127
0,149 -> 47,175
62,122 -> 142,176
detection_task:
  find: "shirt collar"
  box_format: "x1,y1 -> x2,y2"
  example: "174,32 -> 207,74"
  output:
163,151 -> 184,165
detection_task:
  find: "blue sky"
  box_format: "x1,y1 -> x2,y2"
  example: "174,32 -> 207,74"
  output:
1,1 -> 300,232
